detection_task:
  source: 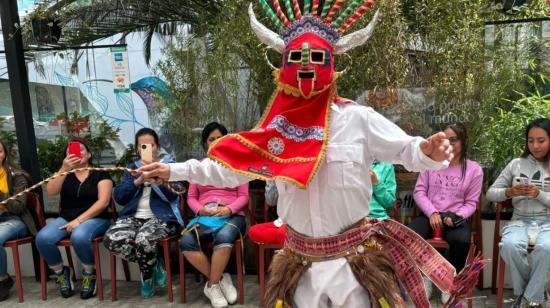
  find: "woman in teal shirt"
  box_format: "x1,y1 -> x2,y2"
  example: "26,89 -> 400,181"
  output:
367,161 -> 396,220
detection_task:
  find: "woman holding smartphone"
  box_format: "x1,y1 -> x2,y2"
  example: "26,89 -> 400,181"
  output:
180,122 -> 248,308
487,118 -> 550,307
408,123 -> 483,303
103,128 -> 183,299
35,137 -> 113,299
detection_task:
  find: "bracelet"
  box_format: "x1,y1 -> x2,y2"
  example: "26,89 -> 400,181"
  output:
76,218 -> 82,223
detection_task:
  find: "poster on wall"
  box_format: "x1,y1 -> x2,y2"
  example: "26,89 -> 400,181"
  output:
110,46 -> 130,93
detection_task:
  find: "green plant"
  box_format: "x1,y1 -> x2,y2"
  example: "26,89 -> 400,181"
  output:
113,144 -> 138,184
37,136 -> 68,179
36,112 -> 120,178
0,117 -> 18,161
471,73 -> 550,184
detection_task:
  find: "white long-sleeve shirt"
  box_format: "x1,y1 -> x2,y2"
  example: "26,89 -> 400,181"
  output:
170,103 -> 446,237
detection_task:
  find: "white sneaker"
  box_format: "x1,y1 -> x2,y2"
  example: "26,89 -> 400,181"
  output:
204,282 -> 228,308
423,276 -> 433,299
219,273 -> 237,304
441,292 -> 451,304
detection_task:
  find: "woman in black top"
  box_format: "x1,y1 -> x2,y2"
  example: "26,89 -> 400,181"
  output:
35,138 -> 113,299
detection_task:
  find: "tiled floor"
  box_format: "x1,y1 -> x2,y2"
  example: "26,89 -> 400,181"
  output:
2,275 -> 519,307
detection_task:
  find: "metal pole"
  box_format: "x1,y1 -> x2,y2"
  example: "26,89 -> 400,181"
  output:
0,2 -> 42,185
0,0 -> 43,282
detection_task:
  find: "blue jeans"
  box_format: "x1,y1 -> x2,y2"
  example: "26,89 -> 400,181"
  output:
36,217 -> 111,268
0,214 -> 28,277
180,215 -> 246,251
499,220 -> 550,304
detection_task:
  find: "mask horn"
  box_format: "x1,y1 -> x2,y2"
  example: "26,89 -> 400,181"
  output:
249,4 -> 285,54
333,10 -> 380,55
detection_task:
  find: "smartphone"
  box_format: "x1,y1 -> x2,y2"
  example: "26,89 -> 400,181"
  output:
68,141 -> 81,158
515,177 -> 530,185
140,143 -> 153,163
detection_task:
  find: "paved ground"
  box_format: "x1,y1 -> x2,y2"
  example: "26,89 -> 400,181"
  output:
2,275 -> 520,307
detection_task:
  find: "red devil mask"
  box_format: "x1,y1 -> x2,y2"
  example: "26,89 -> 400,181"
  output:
278,32 -> 335,99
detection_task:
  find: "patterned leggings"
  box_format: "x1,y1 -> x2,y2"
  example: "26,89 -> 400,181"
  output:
103,217 -> 178,280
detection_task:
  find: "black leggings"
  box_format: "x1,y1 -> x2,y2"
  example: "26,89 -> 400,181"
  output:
407,215 -> 471,272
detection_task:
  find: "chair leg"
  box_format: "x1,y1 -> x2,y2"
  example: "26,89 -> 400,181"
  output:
122,260 -> 131,281
179,251 -> 186,303
40,257 -> 47,300
93,242 -> 104,300
259,245 -> 266,308
10,245 -> 24,302
65,246 -> 77,282
162,242 -> 173,302
497,256 -> 506,308
236,240 -> 244,305
492,239 -> 500,294
110,254 -> 117,301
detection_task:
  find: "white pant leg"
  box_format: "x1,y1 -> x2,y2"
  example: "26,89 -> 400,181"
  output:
293,258 -> 371,308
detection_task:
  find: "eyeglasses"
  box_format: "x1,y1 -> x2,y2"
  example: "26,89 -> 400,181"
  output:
448,137 -> 459,145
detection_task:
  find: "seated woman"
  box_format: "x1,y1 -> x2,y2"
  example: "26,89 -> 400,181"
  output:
0,140 -> 35,302
366,160 -> 396,220
487,118 -> 550,308
408,123 -> 483,302
180,122 -> 248,308
103,128 -> 183,299
36,137 -> 113,299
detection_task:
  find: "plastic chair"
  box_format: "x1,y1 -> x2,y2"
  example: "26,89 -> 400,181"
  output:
492,201 -> 533,308
178,195 -> 247,305
3,192 -> 45,302
40,198 -> 124,300
109,196 -> 184,302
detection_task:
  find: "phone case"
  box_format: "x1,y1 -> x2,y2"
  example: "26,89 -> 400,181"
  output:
140,144 -> 153,162
68,142 -> 81,158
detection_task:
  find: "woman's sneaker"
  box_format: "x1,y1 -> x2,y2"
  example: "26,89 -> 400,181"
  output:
0,276 -> 14,301
219,273 -> 237,304
153,259 -> 167,288
204,282 -> 228,308
80,270 -> 97,299
55,266 -> 74,298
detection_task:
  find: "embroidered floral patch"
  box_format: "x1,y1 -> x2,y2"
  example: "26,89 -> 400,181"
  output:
267,137 -> 285,155
267,115 -> 324,142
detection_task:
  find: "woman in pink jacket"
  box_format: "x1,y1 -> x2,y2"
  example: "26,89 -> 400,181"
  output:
180,122 -> 249,308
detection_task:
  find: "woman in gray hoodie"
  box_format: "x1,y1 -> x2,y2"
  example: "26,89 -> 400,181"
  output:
487,118 -> 550,307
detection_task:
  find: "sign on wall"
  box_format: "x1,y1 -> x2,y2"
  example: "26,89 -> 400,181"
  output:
110,47 -> 130,93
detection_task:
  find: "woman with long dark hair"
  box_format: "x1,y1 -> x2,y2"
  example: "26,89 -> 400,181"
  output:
487,118 -> 550,307
408,123 -> 483,303
36,137 -> 113,299
0,140 -> 34,302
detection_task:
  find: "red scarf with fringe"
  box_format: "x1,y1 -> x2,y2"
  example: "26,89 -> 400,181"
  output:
208,85 -> 335,188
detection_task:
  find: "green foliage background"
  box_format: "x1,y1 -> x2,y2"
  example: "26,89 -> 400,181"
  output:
156,0 -> 549,175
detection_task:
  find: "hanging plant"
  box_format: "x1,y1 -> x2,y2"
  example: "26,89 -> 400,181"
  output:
23,3 -> 62,44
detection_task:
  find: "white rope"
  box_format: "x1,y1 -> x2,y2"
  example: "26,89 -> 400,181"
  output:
0,167 -> 186,206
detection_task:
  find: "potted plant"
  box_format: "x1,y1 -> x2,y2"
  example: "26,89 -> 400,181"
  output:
24,3 -> 62,44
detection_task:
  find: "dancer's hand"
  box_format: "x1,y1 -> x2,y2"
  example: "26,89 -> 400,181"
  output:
136,162 -> 170,184
420,132 -> 453,162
